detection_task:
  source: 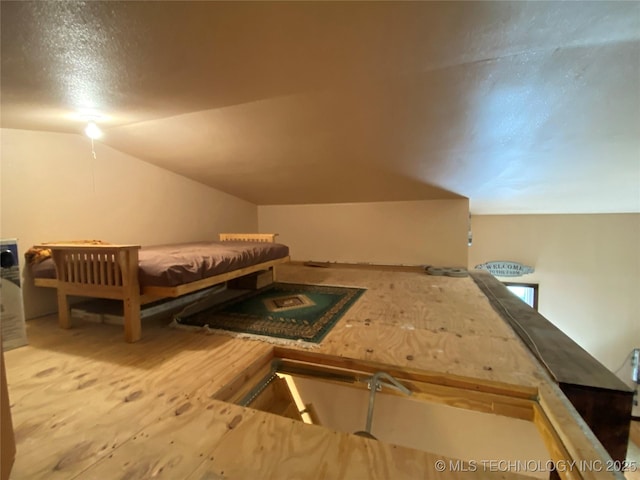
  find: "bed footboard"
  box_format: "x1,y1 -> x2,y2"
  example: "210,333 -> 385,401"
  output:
44,244 -> 142,343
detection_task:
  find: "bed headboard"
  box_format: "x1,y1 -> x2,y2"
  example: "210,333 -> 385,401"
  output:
218,233 -> 278,243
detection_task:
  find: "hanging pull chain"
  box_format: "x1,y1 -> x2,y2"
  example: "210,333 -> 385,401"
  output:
90,138 -> 97,193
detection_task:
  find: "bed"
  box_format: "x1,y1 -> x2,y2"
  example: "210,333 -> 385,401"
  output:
29,234 -> 290,342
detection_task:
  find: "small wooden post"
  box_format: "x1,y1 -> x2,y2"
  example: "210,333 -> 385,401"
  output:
56,289 -> 71,329
119,248 -> 141,343
52,251 -> 71,329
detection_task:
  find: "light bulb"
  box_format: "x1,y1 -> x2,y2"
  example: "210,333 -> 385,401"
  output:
84,122 -> 103,139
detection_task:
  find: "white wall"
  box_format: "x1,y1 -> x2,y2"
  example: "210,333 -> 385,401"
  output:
468,214 -> 640,377
0,128 -> 258,318
286,375 -> 549,477
259,199 -> 469,267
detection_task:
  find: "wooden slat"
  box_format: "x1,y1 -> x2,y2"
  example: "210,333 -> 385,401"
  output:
274,349 -> 538,400
39,243 -> 142,250
72,255 -> 79,283
84,254 -> 90,283
113,257 -> 121,287
88,254 -> 93,284
78,254 -> 85,284
142,256 -> 290,298
92,254 -> 98,284
62,253 -> 69,282
218,233 -> 278,243
106,254 -> 113,286
99,255 -> 106,285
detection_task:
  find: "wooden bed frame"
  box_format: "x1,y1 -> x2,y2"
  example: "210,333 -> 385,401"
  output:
34,234 -> 290,343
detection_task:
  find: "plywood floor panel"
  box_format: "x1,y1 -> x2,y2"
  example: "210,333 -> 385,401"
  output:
6,319 -> 271,479
2,264 -> 615,479
274,266 -> 545,387
76,400 -> 259,480
186,405 -> 535,480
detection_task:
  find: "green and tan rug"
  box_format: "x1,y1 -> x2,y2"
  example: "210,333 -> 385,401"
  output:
175,283 -> 366,345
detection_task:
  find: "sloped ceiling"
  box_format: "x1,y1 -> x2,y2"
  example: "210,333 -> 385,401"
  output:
1,1 -> 639,213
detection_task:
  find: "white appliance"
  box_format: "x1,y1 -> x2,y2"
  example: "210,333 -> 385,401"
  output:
632,348 -> 640,418
1,239 -> 28,350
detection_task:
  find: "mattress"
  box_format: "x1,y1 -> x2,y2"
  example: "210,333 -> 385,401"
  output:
30,241 -> 289,288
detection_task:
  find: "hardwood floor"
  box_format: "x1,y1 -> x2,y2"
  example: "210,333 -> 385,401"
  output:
1,264 -> 627,479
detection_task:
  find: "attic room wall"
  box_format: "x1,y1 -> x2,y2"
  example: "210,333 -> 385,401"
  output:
258,199 -> 469,266
468,214 -> 640,379
0,128 -> 257,319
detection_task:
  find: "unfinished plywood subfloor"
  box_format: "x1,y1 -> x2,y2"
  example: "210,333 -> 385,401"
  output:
3,264 -> 617,479
278,264 -> 547,387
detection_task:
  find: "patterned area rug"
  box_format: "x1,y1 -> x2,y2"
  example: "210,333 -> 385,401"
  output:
175,283 -> 366,344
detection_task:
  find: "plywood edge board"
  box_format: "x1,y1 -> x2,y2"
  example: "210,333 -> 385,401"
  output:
278,360 -> 535,421
273,348 -> 538,399
403,379 -> 535,421
536,382 -> 624,480
533,403 -> 582,480
211,349 -> 276,403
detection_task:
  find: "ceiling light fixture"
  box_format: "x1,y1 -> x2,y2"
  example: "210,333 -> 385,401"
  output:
84,121 -> 103,139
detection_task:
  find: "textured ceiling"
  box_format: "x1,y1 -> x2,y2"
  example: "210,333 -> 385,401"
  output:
2,1 -> 639,213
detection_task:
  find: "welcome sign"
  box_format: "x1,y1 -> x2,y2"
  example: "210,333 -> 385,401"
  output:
474,261 -> 534,277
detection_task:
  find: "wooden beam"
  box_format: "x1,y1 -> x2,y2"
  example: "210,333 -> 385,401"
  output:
276,357 -> 535,420
273,348 -> 538,399
469,270 -> 633,462
536,382 -> 625,480
142,256 -> 290,298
